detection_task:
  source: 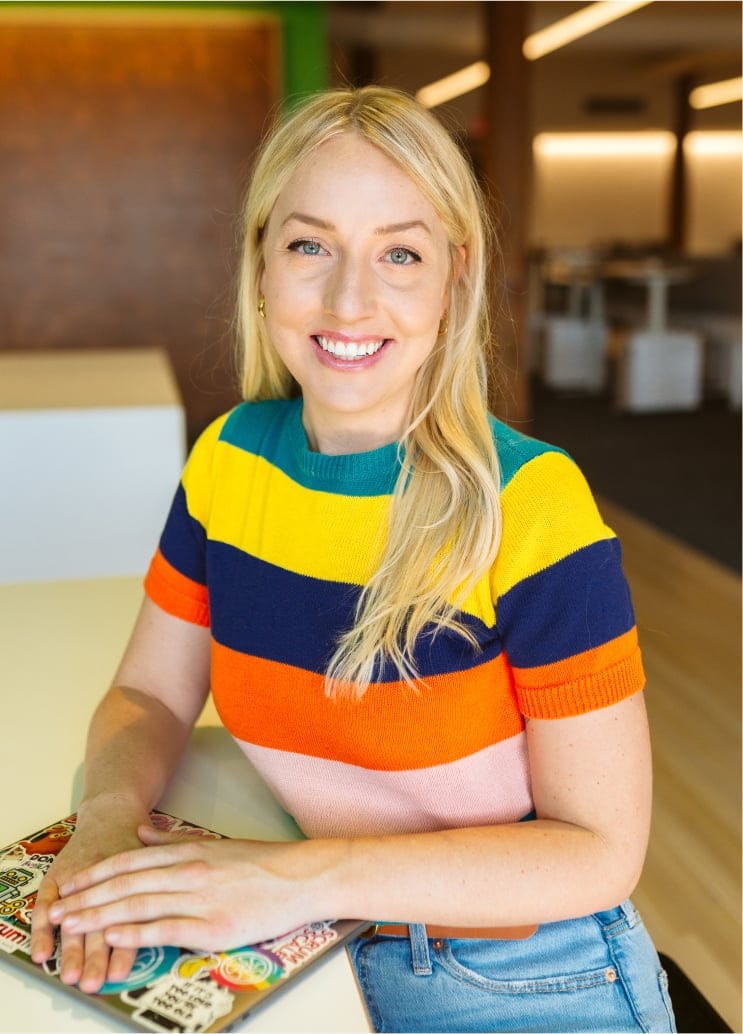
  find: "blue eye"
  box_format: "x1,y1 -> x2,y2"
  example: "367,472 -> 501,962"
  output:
288,239 -> 324,256
388,247 -> 420,265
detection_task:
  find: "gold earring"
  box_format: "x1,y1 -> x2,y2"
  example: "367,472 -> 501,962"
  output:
258,296 -> 266,319
438,311 -> 449,336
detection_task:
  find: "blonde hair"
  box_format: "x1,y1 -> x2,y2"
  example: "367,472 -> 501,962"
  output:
236,86 -> 501,698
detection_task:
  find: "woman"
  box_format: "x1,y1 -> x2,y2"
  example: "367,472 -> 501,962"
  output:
31,86 -> 675,1033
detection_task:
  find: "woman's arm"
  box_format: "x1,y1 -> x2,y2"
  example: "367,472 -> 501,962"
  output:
30,596 -> 211,991
47,690 -> 652,950
77,596 -> 212,811
334,688 -> 652,927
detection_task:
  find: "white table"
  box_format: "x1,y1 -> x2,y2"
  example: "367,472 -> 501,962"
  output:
0,349 -> 185,584
600,260 -> 703,412
0,576 -> 370,1033
539,256 -> 608,391
601,258 -> 693,334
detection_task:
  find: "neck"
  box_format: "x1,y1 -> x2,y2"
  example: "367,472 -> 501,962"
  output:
301,404 -> 405,456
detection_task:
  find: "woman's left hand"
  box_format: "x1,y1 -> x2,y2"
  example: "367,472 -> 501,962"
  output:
47,826 -> 330,952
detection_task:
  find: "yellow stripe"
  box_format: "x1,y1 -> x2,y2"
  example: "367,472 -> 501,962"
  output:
186,439 -> 390,585
492,450 -> 614,598
180,412 -> 230,528
181,426 -> 609,624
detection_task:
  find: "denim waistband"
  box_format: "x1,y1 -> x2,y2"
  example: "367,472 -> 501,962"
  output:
592,899 -> 641,936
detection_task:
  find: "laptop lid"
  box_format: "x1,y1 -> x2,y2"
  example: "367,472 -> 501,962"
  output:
0,812 -> 369,1033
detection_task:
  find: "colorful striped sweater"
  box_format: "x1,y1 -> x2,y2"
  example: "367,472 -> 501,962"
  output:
145,398 -> 645,839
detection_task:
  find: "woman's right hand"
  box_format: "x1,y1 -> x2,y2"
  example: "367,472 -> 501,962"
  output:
30,795 -> 151,993
29,599 -> 212,993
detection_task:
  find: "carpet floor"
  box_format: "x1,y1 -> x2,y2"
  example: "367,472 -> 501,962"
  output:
525,379 -> 741,573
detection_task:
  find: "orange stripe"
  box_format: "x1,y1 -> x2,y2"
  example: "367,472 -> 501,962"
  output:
144,549 -> 210,627
512,627 -> 639,690
210,642 -> 522,771
514,634 -> 646,720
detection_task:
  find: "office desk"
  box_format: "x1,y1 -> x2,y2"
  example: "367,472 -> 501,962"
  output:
0,576 -> 370,1033
601,258 -> 693,333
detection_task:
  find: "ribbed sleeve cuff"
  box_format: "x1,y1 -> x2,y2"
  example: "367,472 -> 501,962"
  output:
144,549 -> 210,627
516,647 -> 646,720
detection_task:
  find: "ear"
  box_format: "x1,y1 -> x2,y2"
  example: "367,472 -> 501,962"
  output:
442,246 -> 466,315
451,245 -> 467,284
452,246 -> 465,283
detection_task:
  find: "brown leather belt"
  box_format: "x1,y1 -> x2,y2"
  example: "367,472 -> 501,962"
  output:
367,922 -> 538,941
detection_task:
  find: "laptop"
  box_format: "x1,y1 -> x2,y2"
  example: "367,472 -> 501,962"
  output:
0,812 -> 369,1032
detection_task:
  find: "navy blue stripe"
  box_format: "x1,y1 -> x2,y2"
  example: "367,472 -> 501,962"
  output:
159,483 -> 207,586
497,538 -> 635,668
206,540 -> 501,680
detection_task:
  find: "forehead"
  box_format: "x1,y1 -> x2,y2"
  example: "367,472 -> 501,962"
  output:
271,132 -> 444,230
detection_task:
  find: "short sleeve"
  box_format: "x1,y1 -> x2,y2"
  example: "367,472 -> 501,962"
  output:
143,412 -> 230,627
492,447 -> 645,720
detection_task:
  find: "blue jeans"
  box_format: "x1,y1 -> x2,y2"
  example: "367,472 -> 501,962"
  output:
347,901 -> 676,1033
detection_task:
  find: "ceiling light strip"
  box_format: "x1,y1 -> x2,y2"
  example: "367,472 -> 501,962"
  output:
533,132 -> 676,157
416,61 -> 490,109
533,131 -> 742,158
689,77 -> 743,110
684,131 -> 743,156
523,0 -> 654,61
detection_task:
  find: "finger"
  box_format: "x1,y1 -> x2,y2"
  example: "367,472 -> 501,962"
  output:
78,939 -> 139,994
137,825 -> 184,846
76,931 -> 116,994
59,891 -> 195,937
105,944 -> 139,985
59,929 -> 137,994
57,928 -> 86,987
53,862 -> 201,924
58,842 -> 195,896
30,876 -> 61,963
105,916 -> 211,952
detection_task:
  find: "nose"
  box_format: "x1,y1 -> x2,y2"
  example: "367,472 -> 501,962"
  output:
323,253 -> 376,323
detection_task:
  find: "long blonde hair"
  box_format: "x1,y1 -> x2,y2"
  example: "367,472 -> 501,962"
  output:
236,86 -> 501,698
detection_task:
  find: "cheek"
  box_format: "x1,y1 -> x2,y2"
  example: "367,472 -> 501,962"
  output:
262,266 -> 317,312
393,284 -> 447,334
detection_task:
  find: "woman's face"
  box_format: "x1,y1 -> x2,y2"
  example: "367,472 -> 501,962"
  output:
259,132 -> 453,454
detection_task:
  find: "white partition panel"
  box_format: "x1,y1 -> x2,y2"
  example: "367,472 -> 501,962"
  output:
0,349 -> 185,583
616,330 -> 704,413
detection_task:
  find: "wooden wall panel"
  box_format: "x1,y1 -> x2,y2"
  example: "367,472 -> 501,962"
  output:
0,18 -> 280,440
482,2 -> 532,426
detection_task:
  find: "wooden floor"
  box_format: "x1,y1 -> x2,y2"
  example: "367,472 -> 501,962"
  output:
598,498 -> 741,1031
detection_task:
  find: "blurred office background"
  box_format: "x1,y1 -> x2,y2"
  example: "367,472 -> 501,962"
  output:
1,1 -> 739,567
0,3 -> 739,1029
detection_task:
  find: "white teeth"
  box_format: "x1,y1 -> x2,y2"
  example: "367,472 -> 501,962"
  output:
316,336 -> 385,359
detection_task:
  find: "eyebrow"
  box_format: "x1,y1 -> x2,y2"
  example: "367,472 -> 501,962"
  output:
281,212 -> 432,237
376,219 -> 432,237
281,212 -> 333,230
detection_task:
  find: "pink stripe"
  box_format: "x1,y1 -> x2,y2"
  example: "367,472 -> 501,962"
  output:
233,734 -> 533,838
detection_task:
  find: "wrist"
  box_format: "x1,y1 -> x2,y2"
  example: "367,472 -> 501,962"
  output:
301,837 -> 360,921
76,791 -> 150,827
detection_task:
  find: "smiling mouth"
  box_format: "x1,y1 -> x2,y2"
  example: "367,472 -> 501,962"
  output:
313,335 -> 388,360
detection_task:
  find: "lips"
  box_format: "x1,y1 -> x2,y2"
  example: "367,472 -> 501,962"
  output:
313,335 -> 388,360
